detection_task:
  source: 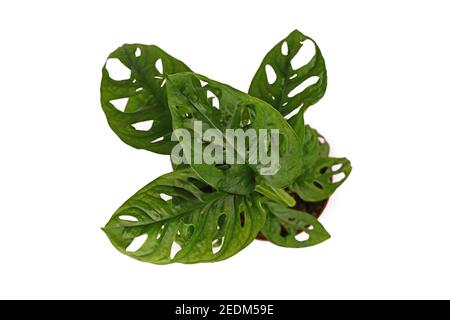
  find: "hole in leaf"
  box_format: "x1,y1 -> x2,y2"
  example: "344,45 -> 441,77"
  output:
288,76 -> 320,98
135,47 -> 141,57
155,58 -> 163,74
156,225 -> 165,240
178,221 -> 195,240
207,90 -> 220,109
136,87 -> 143,93
306,225 -> 314,230
160,78 -> 166,87
289,74 -> 298,80
320,167 -> 328,174
318,136 -> 326,144
200,80 -> 208,87
151,137 -> 164,143
218,213 -> 227,228
215,164 -> 231,171
265,64 -> 276,84
132,120 -> 153,131
333,172 -> 346,183
212,237 -> 224,254
184,112 -> 192,118
106,58 -> 130,80
290,39 -> 316,70
332,163 -> 342,172
280,226 -> 288,237
295,232 -> 310,242
126,234 -> 148,252
119,215 -> 138,222
110,97 -> 129,112
281,41 -> 289,55
313,181 -> 324,189
285,106 -> 301,120
170,241 -> 182,259
200,184 -> 215,194
132,79 -> 137,83
160,193 -> 172,201
240,105 -> 255,127
240,212 -> 245,228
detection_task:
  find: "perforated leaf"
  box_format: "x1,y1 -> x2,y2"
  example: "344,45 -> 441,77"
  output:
290,126 -> 352,202
249,29 -> 327,117
166,72 -> 303,195
101,44 -> 191,154
260,202 -> 330,248
103,169 -> 266,264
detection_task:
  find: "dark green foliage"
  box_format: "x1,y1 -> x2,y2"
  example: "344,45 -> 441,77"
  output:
101,30 -> 351,264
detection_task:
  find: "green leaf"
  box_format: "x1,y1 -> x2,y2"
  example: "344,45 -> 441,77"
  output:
301,125 -> 330,167
100,44 -> 191,154
166,72 -> 303,195
255,184 -> 296,207
290,126 -> 352,202
103,169 -> 266,264
260,202 -> 330,248
249,29 -> 327,117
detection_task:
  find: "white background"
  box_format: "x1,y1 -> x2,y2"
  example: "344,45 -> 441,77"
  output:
1,0 -> 449,299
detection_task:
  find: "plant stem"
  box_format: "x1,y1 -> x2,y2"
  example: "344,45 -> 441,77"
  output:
255,184 -> 296,207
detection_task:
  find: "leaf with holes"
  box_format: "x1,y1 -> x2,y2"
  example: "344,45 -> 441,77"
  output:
260,202 -> 330,248
301,125 -> 330,167
166,72 -> 303,195
101,44 -> 191,154
99,31 -> 352,263
249,30 -> 327,118
102,169 -> 266,264
289,126 -> 352,202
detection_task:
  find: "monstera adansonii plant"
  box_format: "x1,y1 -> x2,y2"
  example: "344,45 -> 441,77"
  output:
100,30 -> 351,264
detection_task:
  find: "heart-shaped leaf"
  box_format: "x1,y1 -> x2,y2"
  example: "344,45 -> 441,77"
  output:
260,202 -> 330,248
166,72 -> 303,195
290,126 -> 352,202
103,169 -> 266,264
100,44 -> 191,154
249,29 -> 327,117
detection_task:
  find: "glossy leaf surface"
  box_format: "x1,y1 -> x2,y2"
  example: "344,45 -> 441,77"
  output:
166,72 -> 303,195
290,126 -> 352,202
261,202 -> 330,248
249,30 -> 327,117
101,44 -> 191,154
103,169 -> 266,264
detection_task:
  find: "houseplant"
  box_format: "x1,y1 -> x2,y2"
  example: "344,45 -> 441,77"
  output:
100,30 -> 351,264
